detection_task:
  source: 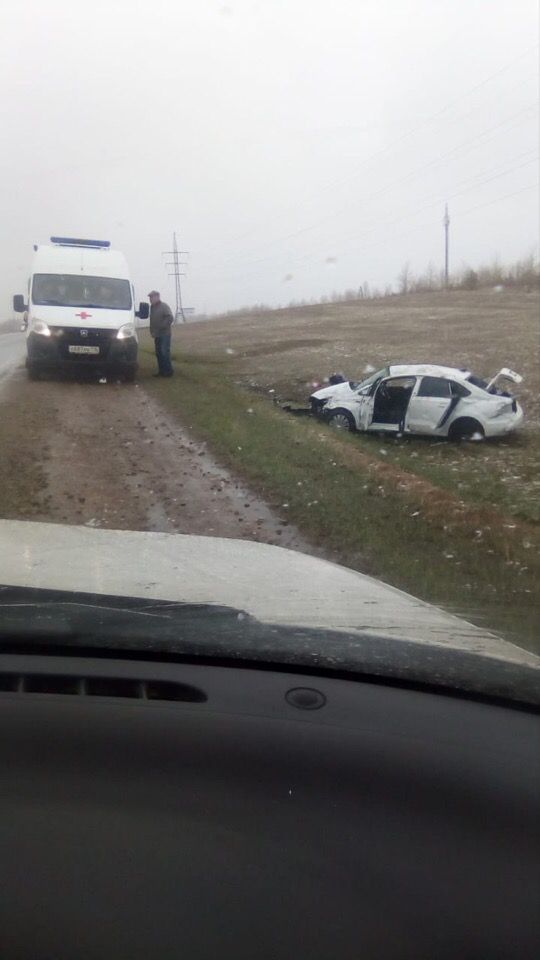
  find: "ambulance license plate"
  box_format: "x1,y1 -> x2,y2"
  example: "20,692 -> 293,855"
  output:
69,345 -> 100,355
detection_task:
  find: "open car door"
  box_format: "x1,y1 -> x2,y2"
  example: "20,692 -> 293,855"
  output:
355,388 -> 375,430
369,376 -> 416,432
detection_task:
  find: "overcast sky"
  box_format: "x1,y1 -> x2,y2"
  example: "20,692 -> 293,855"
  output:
1,0 -> 538,315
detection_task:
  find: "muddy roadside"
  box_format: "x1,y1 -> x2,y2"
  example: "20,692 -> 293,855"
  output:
0,368 -> 317,554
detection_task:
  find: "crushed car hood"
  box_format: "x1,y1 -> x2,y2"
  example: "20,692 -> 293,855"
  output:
311,381 -> 357,402
0,519 -> 536,666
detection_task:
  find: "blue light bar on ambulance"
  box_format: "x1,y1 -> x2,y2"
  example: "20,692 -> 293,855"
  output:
50,237 -> 111,249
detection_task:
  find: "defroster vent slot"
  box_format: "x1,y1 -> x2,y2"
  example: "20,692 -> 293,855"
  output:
0,672 -> 207,703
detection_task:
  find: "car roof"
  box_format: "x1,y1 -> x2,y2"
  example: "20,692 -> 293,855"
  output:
387,364 -> 472,381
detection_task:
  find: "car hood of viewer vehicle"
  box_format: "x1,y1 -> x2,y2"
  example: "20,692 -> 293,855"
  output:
0,519 -> 536,666
1,520 -> 538,705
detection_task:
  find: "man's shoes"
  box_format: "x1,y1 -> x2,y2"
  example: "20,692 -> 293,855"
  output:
162,372 -> 174,378
152,372 -> 163,377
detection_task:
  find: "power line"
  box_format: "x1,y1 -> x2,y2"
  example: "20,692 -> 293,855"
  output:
200,127 -> 539,280
199,150 -> 537,281
201,101 -> 538,273
300,153 -> 539,267
201,183 -> 538,289
196,44 -> 539,263
316,45 -> 539,198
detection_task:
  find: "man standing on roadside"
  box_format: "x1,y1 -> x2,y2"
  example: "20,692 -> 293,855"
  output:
148,290 -> 174,377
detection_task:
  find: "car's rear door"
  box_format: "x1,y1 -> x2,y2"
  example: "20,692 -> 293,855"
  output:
405,376 -> 454,434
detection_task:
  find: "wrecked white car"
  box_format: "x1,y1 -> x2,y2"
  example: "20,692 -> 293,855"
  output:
313,364 -> 524,440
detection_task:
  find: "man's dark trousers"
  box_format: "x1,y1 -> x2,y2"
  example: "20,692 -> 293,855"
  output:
154,334 -> 173,376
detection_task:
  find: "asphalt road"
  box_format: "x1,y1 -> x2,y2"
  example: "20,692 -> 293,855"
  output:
0,331 -> 26,381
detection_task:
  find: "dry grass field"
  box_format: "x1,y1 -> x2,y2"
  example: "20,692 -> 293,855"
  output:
177,288 -> 540,520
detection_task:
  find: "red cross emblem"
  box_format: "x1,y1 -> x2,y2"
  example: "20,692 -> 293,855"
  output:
75,311 -> 92,320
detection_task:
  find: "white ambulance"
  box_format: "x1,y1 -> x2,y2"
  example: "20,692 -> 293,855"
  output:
13,237 -> 149,381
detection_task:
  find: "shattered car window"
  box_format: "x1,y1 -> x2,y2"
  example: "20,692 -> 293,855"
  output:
356,367 -> 389,392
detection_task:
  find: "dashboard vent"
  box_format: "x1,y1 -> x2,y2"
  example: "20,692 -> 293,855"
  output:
0,673 -> 206,703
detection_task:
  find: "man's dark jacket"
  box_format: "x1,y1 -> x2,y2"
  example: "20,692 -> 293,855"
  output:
150,301 -> 174,336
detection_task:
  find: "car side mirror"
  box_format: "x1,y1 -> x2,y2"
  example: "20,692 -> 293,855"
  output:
13,294 -> 27,313
136,302 -> 149,320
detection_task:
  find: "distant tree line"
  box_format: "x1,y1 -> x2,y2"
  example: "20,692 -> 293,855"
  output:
395,253 -> 539,295
193,253 -> 539,320
311,253 -> 538,305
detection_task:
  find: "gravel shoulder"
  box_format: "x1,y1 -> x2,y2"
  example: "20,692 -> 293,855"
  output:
0,368 -> 314,553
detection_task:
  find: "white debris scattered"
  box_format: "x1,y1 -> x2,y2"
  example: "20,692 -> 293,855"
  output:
225,347 -> 235,355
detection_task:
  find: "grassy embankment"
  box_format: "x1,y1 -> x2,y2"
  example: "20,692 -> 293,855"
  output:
139,288 -> 539,651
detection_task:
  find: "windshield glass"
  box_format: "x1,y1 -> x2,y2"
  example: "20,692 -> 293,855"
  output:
0,0 -> 539,681
356,367 -> 389,391
32,274 -> 132,309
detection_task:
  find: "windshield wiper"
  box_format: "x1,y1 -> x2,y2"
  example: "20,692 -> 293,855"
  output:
82,304 -> 129,310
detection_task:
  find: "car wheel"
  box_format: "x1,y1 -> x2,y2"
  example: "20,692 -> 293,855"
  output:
123,367 -> 137,383
448,417 -> 484,442
327,409 -> 356,432
27,363 -> 41,381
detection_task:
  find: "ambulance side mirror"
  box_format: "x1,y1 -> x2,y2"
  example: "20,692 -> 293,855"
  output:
13,295 -> 27,313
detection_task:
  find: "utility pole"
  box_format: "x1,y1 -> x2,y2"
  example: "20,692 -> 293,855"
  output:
443,203 -> 450,288
162,232 -> 188,322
